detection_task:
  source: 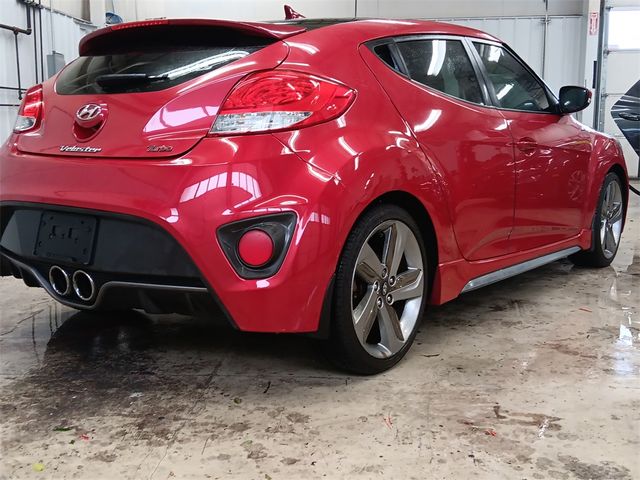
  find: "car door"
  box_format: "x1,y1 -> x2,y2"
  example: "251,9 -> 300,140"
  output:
471,41 -> 592,251
362,36 -> 516,261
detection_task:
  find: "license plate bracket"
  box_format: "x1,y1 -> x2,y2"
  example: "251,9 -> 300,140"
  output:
34,211 -> 97,265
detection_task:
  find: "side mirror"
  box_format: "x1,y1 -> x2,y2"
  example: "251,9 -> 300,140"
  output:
558,86 -> 592,114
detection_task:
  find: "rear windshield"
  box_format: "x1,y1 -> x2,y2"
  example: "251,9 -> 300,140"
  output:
56,26 -> 272,95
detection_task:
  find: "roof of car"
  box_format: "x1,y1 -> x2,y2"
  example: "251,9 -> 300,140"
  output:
272,18 -> 499,42
269,18 -> 355,30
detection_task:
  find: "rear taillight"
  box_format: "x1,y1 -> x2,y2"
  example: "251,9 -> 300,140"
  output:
14,85 -> 43,133
210,70 -> 355,135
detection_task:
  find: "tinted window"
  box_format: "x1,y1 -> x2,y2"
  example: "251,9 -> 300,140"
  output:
474,43 -> 551,112
57,27 -> 269,95
395,39 -> 484,104
373,44 -> 402,73
57,47 -> 264,95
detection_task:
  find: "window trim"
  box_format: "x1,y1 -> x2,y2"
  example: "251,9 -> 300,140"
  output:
365,34 -> 492,108
467,38 -> 561,115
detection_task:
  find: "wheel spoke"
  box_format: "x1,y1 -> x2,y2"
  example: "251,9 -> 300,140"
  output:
605,226 -> 617,253
353,288 -> 378,342
609,202 -> 623,223
383,222 -> 407,276
356,243 -> 383,282
378,305 -> 404,356
391,268 -> 423,301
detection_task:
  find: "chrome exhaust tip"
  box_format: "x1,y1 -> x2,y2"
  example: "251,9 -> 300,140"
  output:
49,266 -> 71,296
72,270 -> 96,302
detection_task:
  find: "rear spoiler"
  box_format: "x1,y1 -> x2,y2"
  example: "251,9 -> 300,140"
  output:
79,18 -> 306,56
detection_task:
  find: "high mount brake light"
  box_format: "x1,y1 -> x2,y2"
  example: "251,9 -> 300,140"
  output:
14,84 -> 43,133
210,70 -> 355,135
110,19 -> 169,30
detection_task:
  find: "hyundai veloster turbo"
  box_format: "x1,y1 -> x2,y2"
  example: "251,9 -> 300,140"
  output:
0,18 -> 628,373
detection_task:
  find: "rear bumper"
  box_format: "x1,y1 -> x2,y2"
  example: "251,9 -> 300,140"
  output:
0,203 -> 224,317
1,248 -> 221,317
0,134 -> 345,333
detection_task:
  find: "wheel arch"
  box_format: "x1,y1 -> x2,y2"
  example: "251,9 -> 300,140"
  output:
363,190 -> 439,285
583,135 -> 630,232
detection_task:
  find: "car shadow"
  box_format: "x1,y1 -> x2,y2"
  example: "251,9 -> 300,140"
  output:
41,309 -> 331,376
38,258 -> 623,378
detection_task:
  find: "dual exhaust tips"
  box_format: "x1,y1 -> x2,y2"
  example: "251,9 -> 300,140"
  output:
48,266 -> 96,302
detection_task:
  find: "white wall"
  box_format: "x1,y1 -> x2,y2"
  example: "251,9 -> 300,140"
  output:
443,16 -> 584,96
37,0 -> 106,26
0,2 -> 96,142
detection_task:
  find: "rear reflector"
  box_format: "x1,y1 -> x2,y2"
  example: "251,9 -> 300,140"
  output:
238,229 -> 275,267
210,70 -> 355,135
14,85 -> 43,133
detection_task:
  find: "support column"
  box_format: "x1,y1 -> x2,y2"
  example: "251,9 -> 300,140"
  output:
580,0 -> 602,129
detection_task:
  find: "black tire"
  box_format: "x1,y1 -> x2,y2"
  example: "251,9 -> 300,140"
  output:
323,204 -> 428,374
570,172 -> 625,268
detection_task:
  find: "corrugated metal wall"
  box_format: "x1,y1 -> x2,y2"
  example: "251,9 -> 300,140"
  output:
124,0 -> 585,23
444,16 -> 584,94
0,3 -> 95,142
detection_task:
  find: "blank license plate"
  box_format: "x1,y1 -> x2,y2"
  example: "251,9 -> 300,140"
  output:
34,211 -> 97,265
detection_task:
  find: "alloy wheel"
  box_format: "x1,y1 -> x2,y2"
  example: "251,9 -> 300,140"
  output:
600,180 -> 623,259
350,220 -> 424,359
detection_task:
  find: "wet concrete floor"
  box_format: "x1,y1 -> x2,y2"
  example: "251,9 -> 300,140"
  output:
1,190 -> 638,479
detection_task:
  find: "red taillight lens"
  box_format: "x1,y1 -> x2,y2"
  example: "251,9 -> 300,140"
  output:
210,70 -> 355,135
14,84 -> 43,133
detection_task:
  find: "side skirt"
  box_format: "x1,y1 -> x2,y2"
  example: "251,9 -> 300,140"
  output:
460,246 -> 580,293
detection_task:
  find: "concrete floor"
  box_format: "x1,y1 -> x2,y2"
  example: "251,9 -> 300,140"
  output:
0,191 -> 638,480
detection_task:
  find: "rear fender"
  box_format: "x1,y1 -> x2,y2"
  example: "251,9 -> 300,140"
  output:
584,135 -> 629,232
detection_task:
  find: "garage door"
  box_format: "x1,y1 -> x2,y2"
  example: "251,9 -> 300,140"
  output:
600,3 -> 640,178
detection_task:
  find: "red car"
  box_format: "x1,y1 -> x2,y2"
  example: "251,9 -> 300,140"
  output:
0,18 -> 629,373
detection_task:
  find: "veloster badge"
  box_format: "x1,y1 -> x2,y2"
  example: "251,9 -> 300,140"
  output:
59,145 -> 102,153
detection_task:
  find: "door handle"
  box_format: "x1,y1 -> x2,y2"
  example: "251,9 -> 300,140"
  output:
515,138 -> 537,154
618,112 -> 640,122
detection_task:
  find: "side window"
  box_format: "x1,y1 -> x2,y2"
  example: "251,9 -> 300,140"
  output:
373,44 -> 402,73
473,43 -> 551,112
394,39 -> 484,104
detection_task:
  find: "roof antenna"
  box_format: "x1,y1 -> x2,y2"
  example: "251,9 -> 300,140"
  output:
284,5 -> 305,20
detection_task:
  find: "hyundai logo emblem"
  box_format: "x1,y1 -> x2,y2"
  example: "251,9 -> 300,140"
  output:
75,103 -> 105,128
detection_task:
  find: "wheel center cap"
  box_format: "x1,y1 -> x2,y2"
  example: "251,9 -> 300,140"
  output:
382,283 -> 388,295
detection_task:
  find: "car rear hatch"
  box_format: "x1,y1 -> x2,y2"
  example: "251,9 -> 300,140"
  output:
15,19 -> 305,159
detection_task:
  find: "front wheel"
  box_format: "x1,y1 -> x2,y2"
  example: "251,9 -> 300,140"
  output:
324,204 -> 428,374
570,172 -> 625,267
